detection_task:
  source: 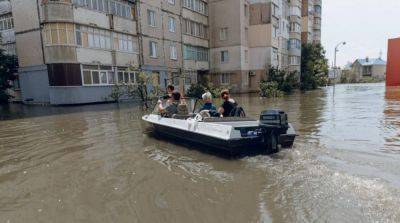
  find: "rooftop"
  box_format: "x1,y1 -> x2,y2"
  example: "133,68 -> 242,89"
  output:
355,58 -> 386,66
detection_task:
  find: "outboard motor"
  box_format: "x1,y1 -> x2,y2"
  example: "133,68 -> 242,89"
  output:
259,109 -> 289,153
259,109 -> 289,132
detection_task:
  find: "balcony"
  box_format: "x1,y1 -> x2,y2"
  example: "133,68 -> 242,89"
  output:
42,1 -> 73,23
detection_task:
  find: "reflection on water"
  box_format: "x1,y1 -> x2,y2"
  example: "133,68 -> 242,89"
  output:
0,83 -> 399,222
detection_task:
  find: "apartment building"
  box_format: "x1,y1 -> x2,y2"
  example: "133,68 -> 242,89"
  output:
209,0 -> 250,92
139,0 -> 209,92
0,0 -> 20,101
210,0 -> 302,93
301,0 -> 321,44
12,0 -> 139,104
10,0 -> 321,104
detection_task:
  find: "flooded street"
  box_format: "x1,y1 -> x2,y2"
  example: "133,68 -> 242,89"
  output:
1,83 -> 400,223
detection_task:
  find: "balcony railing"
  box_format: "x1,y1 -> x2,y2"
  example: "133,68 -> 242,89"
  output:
42,1 -> 74,22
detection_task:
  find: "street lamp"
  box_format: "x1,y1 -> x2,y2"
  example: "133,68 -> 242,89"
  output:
333,41 -> 346,83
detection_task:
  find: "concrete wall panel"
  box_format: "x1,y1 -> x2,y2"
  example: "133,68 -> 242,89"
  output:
11,0 -> 40,32
76,48 -> 112,65
49,86 -> 113,105
73,8 -> 109,29
15,31 -> 44,67
19,65 -> 50,104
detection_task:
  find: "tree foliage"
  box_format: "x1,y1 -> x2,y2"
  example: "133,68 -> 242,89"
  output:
259,66 -> 299,97
0,50 -> 18,104
300,43 -> 329,90
186,76 -> 224,99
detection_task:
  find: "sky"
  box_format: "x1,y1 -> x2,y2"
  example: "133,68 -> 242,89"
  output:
322,0 -> 400,68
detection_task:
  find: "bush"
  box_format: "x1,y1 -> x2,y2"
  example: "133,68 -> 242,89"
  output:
0,50 -> 18,104
186,81 -> 225,99
259,67 -> 298,97
259,81 -> 283,98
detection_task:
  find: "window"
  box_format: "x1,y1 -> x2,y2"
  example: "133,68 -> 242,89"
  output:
272,48 -> 278,65
74,25 -> 135,52
220,73 -> 230,85
149,41 -> 157,58
273,25 -> 279,38
170,45 -> 177,60
219,28 -> 227,41
82,65 -> 115,85
290,6 -> 301,17
72,0 -> 132,19
221,51 -> 229,63
289,39 -> 301,49
244,4 -> 248,17
148,10 -> 156,27
244,50 -> 248,63
290,22 -> 301,33
116,68 -> 138,84
183,19 -> 207,38
272,3 -> 279,17
0,15 -> 13,31
168,17 -> 176,32
183,45 -> 208,61
183,0 -> 208,15
168,0 -> 175,5
290,56 -> 300,65
43,23 -> 75,45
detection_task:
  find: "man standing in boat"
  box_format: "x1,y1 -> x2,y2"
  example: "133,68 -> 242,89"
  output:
218,89 -> 237,117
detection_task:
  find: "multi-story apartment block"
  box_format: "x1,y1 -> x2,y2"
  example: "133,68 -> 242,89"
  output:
0,0 -> 15,55
9,0 -> 320,104
138,0 -> 182,89
12,0 -> 139,104
209,0 -> 302,93
0,0 -> 20,101
181,0 -> 210,89
301,0 -> 321,44
209,0 -> 250,92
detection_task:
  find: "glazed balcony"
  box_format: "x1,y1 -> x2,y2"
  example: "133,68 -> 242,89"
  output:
42,1 -> 73,23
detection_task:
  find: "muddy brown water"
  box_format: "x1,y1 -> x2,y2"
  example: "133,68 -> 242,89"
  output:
0,83 -> 400,223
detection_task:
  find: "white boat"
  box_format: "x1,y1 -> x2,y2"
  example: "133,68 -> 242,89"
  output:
142,100 -> 296,155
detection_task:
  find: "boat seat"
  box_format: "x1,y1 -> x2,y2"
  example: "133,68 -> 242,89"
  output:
203,117 -> 256,122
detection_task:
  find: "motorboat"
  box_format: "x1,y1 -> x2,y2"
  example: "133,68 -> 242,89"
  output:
142,99 -> 296,155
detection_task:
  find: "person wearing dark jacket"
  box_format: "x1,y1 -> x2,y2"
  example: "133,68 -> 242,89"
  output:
218,89 -> 237,117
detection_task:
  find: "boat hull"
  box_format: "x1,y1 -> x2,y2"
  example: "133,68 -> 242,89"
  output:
151,123 -> 265,154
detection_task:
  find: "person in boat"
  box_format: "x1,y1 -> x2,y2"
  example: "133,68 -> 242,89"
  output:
218,89 -> 237,117
162,85 -> 175,104
157,91 -> 181,117
199,92 -> 219,117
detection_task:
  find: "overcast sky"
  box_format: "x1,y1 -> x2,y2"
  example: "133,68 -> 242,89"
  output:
322,0 -> 400,67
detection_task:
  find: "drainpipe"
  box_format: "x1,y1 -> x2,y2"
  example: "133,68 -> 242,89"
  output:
136,1 -> 144,73
36,0 -> 46,65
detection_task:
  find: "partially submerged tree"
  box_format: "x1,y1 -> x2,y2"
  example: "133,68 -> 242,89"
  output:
300,43 -> 329,90
0,49 -> 18,104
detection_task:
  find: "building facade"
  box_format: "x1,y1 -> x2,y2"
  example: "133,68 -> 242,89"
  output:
12,0 -> 140,104
0,0 -> 20,101
10,0 -> 321,104
351,57 -> 386,81
301,0 -> 321,44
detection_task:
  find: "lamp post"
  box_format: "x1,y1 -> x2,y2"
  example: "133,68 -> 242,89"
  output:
333,41 -> 346,83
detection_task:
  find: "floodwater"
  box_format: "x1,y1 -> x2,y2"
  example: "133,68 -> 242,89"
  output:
0,83 -> 400,223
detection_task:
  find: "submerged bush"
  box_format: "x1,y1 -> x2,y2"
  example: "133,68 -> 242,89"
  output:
259,81 -> 283,98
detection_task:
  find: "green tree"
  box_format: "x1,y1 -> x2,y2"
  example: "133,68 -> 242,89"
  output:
300,43 -> 329,90
0,50 -> 18,104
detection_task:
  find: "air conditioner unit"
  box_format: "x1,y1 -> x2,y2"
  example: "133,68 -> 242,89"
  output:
249,71 -> 256,76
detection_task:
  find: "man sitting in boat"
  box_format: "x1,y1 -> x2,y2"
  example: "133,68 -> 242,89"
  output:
218,89 -> 237,117
157,92 -> 181,117
199,92 -> 220,117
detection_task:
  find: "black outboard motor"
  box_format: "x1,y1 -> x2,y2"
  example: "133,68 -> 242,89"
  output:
259,109 -> 290,153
